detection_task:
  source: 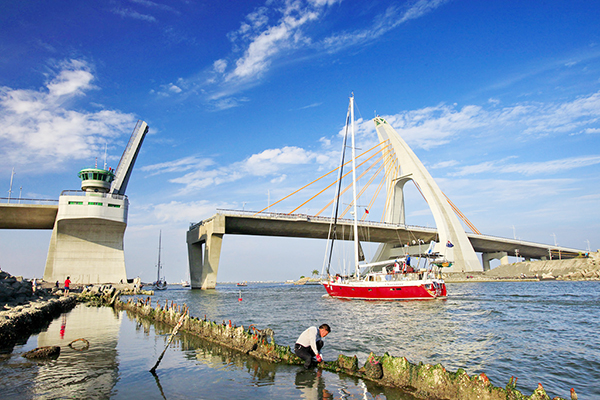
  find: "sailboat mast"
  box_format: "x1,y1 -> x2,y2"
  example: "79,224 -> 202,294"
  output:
350,95 -> 360,278
157,231 -> 162,282
324,108 -> 351,276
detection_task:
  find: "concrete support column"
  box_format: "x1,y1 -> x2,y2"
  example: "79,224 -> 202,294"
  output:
187,215 -> 225,290
44,194 -> 128,284
482,251 -> 508,271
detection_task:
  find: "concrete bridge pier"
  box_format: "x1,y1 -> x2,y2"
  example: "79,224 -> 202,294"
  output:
187,214 -> 225,289
482,251 -> 509,271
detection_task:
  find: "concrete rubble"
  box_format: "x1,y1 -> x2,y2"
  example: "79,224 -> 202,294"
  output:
445,252 -> 599,282
0,296 -> 77,350
0,269 -> 78,350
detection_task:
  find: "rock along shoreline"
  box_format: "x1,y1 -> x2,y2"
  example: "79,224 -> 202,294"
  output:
0,296 -> 77,350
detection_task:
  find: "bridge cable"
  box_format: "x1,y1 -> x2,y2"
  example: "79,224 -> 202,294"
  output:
411,181 -> 481,235
314,150 -> 386,217
293,143 -> 391,215
339,153 -> 392,219
254,140 -> 390,216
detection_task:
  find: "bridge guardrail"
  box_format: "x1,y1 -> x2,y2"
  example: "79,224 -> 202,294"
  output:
212,208 -> 440,232
0,197 -> 58,205
188,209 -> 583,254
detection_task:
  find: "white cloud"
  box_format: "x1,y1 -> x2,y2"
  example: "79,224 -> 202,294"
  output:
168,83 -> 182,93
226,5 -> 320,81
271,174 -> 287,184
213,59 -> 228,74
112,7 -> 156,22
169,168 -> 242,195
354,91 -> 600,152
0,59 -> 137,172
153,0 -> 449,107
152,200 -> 232,223
521,92 -> 600,137
141,156 -> 215,175
429,160 -> 459,170
47,60 -> 95,97
366,104 -> 486,150
243,146 -> 320,175
321,0 -> 448,52
163,144 -> 331,196
129,0 -> 179,14
453,155 -> 600,177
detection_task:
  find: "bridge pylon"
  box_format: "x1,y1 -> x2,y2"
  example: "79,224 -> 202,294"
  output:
43,121 -> 148,284
186,215 -> 224,289
372,117 -> 482,272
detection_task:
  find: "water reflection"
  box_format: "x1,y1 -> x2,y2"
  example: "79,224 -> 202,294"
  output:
3,281 -> 598,399
295,369 -> 333,400
139,282 -> 600,399
0,305 -> 122,400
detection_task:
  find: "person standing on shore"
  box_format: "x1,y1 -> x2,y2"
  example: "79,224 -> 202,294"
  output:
294,324 -> 331,369
64,276 -> 71,295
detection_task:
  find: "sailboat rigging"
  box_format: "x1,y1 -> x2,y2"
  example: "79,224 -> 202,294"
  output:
321,94 -> 448,300
154,231 -> 167,290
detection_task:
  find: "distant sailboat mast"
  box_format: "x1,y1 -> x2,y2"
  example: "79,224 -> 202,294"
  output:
157,230 -> 162,283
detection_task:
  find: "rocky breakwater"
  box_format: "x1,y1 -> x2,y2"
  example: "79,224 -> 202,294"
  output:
80,292 -> 573,400
485,252 -> 600,281
445,251 -> 600,282
0,270 -> 77,350
0,270 -> 41,306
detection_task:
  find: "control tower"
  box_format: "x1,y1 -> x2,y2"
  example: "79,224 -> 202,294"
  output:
43,121 -> 148,284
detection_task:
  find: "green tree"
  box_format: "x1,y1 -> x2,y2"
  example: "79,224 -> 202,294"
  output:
311,269 -> 319,277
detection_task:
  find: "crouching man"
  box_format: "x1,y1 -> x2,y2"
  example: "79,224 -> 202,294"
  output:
294,323 -> 331,369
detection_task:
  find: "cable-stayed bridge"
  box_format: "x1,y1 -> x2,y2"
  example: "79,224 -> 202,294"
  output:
187,114 -> 584,289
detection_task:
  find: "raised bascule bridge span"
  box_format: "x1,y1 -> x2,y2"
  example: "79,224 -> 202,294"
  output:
1,120 -> 149,284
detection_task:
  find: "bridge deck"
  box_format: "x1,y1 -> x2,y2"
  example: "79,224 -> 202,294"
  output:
0,203 -> 58,229
190,210 -> 583,260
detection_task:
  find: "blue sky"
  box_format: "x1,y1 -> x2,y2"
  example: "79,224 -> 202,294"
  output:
1,0 -> 599,283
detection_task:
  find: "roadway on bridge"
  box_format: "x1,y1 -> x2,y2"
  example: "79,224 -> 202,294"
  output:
191,210 -> 582,260
0,203 -> 58,229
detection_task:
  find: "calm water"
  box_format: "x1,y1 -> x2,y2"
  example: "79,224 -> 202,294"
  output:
1,281 -> 598,399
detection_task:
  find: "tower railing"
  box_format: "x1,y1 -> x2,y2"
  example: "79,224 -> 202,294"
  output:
60,190 -> 127,200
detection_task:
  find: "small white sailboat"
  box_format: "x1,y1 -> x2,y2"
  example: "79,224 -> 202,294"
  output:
154,231 -> 167,290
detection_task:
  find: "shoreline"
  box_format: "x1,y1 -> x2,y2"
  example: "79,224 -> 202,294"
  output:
0,267 -> 578,400
0,296 -> 77,351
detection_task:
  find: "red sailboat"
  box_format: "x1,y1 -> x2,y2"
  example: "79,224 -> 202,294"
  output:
321,95 -> 447,300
